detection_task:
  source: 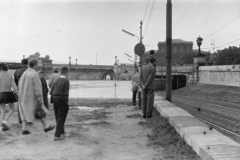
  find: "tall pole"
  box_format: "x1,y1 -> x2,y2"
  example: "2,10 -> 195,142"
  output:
76,59 -> 77,65
166,0 -> 172,102
139,20 -> 143,68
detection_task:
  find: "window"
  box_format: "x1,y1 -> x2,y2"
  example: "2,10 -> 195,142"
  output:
161,47 -> 165,52
180,47 -> 183,52
174,47 -> 177,52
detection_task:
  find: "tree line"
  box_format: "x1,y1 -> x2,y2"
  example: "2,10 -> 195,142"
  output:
179,46 -> 240,65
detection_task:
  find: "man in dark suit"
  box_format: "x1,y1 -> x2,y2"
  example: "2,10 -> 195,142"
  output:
51,67 -> 70,141
139,57 -> 156,118
14,59 -> 28,123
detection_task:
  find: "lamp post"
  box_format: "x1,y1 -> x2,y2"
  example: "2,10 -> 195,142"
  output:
122,20 -> 144,73
196,36 -> 203,54
113,56 -> 119,99
76,59 -> 77,65
69,57 -> 71,65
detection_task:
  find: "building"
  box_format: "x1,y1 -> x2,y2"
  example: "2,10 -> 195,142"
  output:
142,39 -> 193,66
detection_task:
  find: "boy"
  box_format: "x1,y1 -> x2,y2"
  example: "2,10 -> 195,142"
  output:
51,67 -> 70,141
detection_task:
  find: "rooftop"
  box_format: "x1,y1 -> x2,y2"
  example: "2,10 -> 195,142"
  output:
158,39 -> 193,44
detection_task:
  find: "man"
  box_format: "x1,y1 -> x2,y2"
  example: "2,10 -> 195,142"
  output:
48,67 -> 60,103
14,59 -> 28,124
51,67 -> 70,141
131,69 -> 139,106
139,57 -> 156,118
18,58 -> 54,135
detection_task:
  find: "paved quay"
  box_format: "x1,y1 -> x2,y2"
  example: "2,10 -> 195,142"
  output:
154,95 -> 240,160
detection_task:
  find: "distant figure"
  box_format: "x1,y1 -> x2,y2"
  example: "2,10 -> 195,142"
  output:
139,57 -> 156,118
144,50 -> 155,66
51,67 -> 70,141
48,67 -> 60,103
18,59 -> 55,135
131,70 -> 139,106
38,70 -> 49,109
0,63 -> 19,131
14,58 -> 28,124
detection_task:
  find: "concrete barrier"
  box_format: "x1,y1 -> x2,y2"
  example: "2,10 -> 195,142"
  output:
154,95 -> 240,160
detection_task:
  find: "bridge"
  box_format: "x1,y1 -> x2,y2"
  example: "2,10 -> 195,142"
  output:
4,62 -> 134,81
4,61 -> 240,90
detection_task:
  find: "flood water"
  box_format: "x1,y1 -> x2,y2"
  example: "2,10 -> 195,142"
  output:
69,80 -> 132,99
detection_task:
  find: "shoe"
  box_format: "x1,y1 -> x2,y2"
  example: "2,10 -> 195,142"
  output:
44,125 -> 55,132
147,115 -> 153,118
22,130 -> 30,135
54,136 -> 65,141
2,127 -> 9,131
143,115 -> 146,118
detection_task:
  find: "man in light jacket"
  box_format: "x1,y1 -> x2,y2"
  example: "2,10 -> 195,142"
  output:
139,57 -> 156,118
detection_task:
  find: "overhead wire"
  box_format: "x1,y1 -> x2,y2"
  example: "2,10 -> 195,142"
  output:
216,38 -> 240,49
173,0 -> 195,30
204,14 -> 240,40
143,0 -> 156,36
143,0 -> 150,22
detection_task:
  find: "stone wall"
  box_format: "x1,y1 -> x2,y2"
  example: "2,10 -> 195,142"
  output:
198,65 -> 240,87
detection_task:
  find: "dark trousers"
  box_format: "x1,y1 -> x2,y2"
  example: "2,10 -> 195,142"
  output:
132,91 -> 137,105
138,91 -> 142,107
142,89 -> 154,116
53,98 -> 69,137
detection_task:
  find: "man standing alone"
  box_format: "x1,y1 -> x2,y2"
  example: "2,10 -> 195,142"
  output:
139,57 -> 156,118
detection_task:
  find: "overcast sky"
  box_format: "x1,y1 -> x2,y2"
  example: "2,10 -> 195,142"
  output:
0,0 -> 240,65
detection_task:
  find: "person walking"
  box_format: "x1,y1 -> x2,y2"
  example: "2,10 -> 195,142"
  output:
18,59 -> 55,135
0,63 -> 19,131
48,67 -> 60,103
51,67 -> 70,141
38,70 -> 49,109
14,58 -> 28,124
131,70 -> 140,106
139,57 -> 156,118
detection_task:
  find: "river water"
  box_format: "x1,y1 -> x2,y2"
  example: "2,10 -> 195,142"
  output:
69,80 -> 132,99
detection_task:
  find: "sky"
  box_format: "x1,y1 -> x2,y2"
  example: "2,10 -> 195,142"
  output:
0,0 -> 240,65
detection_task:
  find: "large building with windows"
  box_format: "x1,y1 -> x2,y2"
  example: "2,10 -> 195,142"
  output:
142,39 -> 193,66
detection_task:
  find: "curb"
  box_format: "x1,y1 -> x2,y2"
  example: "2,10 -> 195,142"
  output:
154,95 -> 240,160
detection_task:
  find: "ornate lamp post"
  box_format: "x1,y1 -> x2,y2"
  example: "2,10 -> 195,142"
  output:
196,36 -> 203,54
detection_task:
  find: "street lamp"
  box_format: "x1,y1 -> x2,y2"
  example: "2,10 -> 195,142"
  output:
113,57 -> 119,99
122,29 -> 140,41
196,36 -> 203,54
69,57 -> 71,65
76,59 -> 77,65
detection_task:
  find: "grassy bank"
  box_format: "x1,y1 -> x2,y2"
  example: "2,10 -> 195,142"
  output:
141,109 -> 201,160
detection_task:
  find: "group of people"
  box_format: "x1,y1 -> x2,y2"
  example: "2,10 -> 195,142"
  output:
0,58 -> 70,141
131,50 -> 156,118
